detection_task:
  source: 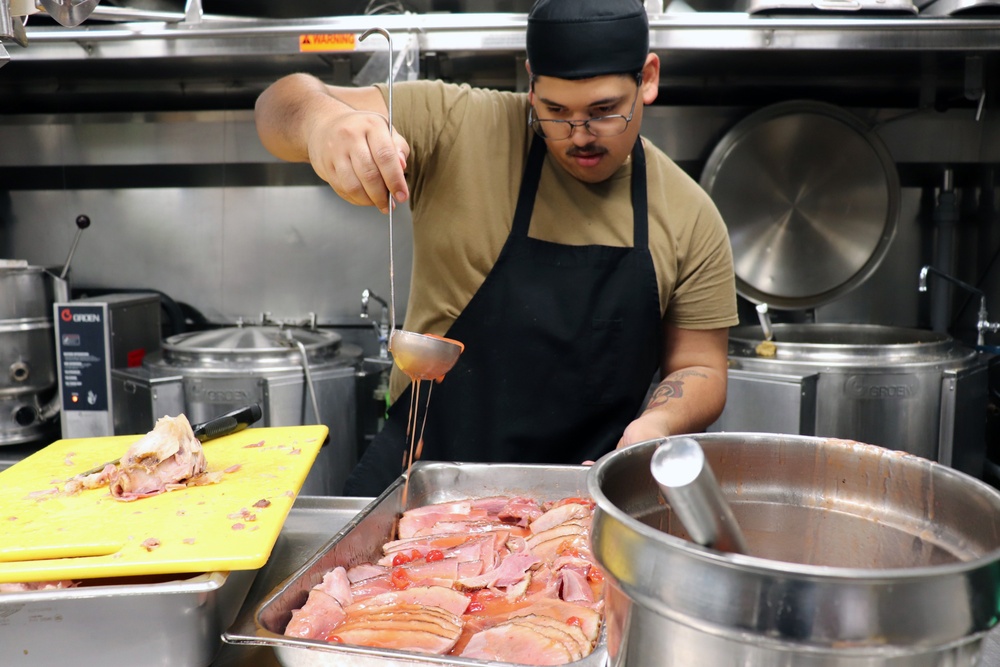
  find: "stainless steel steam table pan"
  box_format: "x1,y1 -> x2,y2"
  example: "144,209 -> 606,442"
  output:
224,461 -> 608,667
0,568 -> 256,667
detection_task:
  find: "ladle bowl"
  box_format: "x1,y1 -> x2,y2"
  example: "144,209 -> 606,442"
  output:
389,330 -> 464,381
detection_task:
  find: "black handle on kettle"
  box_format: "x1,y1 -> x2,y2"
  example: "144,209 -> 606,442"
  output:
192,404 -> 263,442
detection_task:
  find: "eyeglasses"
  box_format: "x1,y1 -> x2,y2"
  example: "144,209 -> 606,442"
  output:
529,81 -> 641,141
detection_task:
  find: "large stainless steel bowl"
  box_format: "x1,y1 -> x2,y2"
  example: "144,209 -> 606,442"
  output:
588,433 -> 1000,667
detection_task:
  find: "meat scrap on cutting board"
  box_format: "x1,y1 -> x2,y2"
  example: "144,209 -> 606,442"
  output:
285,496 -> 605,665
64,414 -> 222,500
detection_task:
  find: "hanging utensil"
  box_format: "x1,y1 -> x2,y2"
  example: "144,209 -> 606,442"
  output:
358,27 -> 464,382
37,0 -> 100,27
650,436 -> 749,555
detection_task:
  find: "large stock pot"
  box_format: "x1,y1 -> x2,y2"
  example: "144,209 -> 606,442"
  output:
0,260 -> 65,445
713,323 -> 990,478
588,433 -> 1000,667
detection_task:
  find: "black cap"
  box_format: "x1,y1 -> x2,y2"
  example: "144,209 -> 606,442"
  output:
527,0 -> 649,80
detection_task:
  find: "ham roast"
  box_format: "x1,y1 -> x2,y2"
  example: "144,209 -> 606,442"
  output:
284,495 -> 605,665
109,414 -> 212,501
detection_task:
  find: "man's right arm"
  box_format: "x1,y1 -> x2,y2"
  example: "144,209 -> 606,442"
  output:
254,73 -> 410,213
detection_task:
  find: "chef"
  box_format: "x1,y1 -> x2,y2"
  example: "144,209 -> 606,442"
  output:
254,0 -> 739,496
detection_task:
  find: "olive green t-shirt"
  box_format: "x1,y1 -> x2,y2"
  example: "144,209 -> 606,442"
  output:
377,80 -> 738,402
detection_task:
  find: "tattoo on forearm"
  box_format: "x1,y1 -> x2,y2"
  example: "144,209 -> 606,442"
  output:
646,370 -> 709,409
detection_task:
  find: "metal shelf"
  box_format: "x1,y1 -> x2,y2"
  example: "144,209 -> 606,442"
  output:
7,12 -> 1000,63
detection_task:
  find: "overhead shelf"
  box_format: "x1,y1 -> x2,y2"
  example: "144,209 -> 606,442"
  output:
7,12 -> 1000,62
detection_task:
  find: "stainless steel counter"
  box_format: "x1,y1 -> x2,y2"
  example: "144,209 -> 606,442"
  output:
212,495 -> 372,667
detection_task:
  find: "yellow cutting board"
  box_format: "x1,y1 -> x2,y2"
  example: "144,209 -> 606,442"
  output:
0,425 -> 328,583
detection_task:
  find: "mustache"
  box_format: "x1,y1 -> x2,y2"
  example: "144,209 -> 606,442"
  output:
565,144 -> 608,158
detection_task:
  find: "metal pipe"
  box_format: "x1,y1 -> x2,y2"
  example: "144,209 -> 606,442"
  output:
929,169 -> 958,334
650,437 -> 749,555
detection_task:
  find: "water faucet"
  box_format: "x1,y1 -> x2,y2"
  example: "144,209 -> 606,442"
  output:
361,289 -> 391,359
918,264 -> 1000,347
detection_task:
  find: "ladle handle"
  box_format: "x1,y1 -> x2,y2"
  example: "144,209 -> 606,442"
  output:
359,27 -> 397,337
651,437 -> 749,555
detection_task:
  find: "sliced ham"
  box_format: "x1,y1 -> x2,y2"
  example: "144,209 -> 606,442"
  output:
315,566 -> 353,607
529,503 -> 591,534
284,588 -> 346,640
508,598 -> 602,644
498,497 -> 544,525
344,586 -> 471,617
285,495 -> 604,664
347,563 -> 388,583
459,617 -> 576,665
558,568 -> 594,603
457,551 -> 541,590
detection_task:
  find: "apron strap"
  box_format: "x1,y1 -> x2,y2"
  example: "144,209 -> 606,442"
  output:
631,137 -> 648,251
511,135 -> 550,238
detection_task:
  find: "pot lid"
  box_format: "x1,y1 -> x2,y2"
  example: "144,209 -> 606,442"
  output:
700,101 -> 899,311
162,326 -> 342,368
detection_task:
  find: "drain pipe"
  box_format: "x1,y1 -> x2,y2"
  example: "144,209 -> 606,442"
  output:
929,169 -> 959,334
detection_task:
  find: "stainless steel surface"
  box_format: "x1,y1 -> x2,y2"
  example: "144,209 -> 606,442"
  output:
589,433 -> 1000,666
0,262 -> 60,446
215,495 -> 371,667
139,325 -> 360,496
224,461 -> 607,667
37,0 -> 100,27
650,437 -> 748,554
748,0 -> 918,13
7,14 -> 1000,62
0,569 -> 257,667
701,101 -> 899,310
921,0 -> 1000,13
715,323 -> 989,476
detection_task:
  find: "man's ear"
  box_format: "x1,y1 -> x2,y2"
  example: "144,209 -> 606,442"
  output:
641,53 -> 660,105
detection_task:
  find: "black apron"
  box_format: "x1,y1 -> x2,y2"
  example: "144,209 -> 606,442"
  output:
344,136 -> 662,497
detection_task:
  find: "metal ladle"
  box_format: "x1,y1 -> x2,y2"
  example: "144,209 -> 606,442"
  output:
650,437 -> 749,555
359,27 -> 464,383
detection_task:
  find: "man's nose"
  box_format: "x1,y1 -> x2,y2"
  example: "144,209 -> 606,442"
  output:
568,121 -> 593,145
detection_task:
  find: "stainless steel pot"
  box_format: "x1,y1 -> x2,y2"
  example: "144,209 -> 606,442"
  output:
0,261 -> 63,445
134,325 -> 361,495
588,433 -> 1000,667
713,323 -> 989,478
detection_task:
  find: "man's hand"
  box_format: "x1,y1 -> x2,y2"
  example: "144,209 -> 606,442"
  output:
617,410 -> 672,449
255,74 -> 410,214
305,109 -> 410,214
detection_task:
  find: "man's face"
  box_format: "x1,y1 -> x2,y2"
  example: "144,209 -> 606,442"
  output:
529,60 -> 657,184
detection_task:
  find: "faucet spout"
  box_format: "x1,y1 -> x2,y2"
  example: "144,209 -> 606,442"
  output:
918,264 -> 995,347
918,265 -> 930,292
360,289 -> 392,359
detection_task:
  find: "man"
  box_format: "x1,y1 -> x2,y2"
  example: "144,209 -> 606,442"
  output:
255,0 -> 738,496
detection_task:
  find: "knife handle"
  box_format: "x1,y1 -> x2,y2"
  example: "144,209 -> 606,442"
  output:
192,404 -> 263,442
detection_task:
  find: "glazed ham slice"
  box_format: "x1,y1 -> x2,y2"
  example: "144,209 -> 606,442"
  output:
459,615 -> 587,664
330,603 -> 463,654
284,589 -> 347,639
109,414 -> 210,501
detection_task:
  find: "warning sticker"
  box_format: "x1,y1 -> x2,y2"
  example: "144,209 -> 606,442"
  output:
299,33 -> 357,52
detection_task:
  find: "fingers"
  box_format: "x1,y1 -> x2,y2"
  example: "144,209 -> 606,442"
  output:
307,111 -> 410,214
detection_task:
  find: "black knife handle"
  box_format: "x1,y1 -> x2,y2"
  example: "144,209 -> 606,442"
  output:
192,404 -> 263,442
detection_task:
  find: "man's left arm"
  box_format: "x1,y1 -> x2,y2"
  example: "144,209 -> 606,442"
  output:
617,323 -> 729,448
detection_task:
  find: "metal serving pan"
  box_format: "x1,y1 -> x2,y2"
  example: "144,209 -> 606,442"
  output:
0,569 -> 256,667
224,461 -> 608,667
